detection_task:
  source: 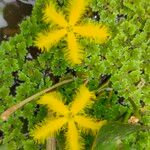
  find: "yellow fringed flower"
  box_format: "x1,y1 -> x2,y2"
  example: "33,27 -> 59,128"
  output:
30,85 -> 107,150
35,0 -> 110,64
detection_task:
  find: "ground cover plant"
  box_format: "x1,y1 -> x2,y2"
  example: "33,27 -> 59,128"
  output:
0,0 -> 150,150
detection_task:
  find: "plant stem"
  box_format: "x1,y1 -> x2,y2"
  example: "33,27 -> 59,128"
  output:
128,98 -> 141,119
96,79 -> 110,94
1,78 -> 74,121
46,138 -> 56,150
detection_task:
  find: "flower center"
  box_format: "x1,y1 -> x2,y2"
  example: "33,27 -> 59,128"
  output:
67,112 -> 74,120
66,25 -> 73,33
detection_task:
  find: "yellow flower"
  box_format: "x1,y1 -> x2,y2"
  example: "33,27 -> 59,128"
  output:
35,0 -> 110,64
30,85 -> 106,150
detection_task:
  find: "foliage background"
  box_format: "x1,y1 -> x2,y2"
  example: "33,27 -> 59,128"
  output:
0,0 -> 149,149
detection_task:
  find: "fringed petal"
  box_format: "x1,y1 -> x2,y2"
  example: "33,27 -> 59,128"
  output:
43,3 -> 68,27
34,29 -> 67,51
74,24 -> 110,43
68,0 -> 90,25
70,85 -> 96,115
30,117 -> 67,143
38,92 -> 69,115
75,115 -> 106,134
65,32 -> 83,64
65,121 -> 84,150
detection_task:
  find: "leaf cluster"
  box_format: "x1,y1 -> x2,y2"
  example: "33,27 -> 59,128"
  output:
0,0 -> 149,149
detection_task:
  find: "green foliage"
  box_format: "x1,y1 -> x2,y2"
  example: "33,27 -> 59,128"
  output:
0,0 -> 149,149
92,122 -> 150,150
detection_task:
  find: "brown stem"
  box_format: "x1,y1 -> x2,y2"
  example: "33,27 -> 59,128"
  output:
1,79 -> 74,121
46,138 -> 56,150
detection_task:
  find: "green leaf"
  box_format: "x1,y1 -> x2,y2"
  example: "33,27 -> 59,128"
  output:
92,122 -> 149,150
0,144 -> 7,150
